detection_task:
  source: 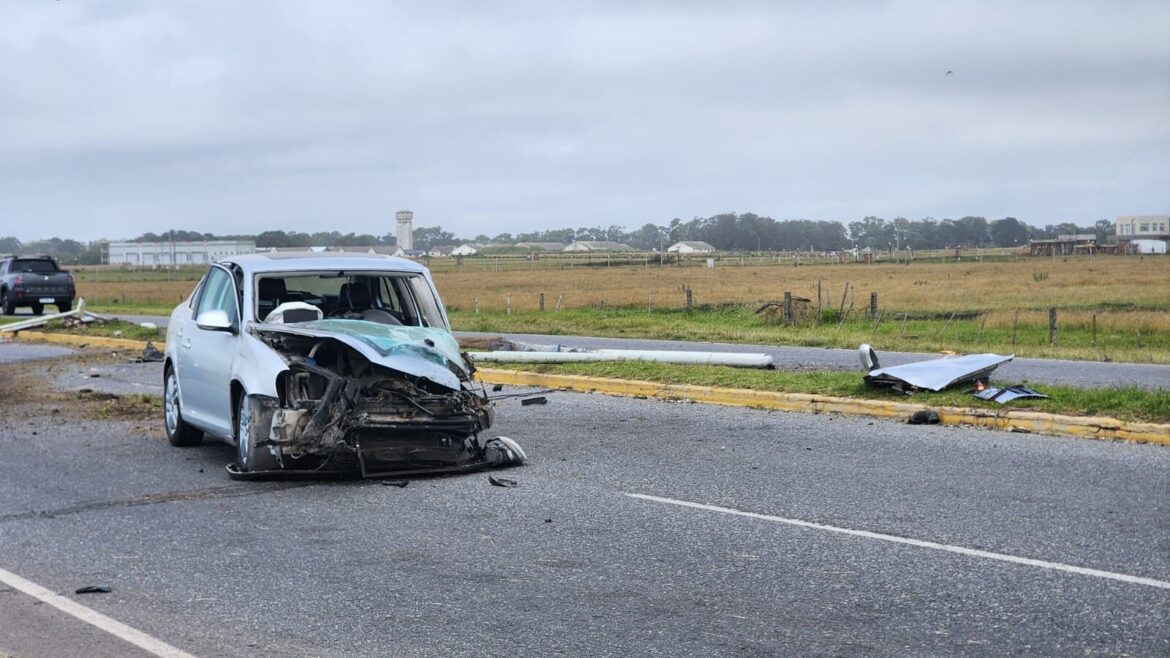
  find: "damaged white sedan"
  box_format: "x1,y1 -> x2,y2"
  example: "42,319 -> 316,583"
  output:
163,253 -> 525,479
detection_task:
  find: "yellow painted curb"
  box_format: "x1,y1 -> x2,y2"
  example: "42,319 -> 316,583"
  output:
9,330 -> 166,353
475,368 -> 1170,446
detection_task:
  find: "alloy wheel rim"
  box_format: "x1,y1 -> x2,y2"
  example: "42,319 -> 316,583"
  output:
164,373 -> 178,434
237,399 -> 251,467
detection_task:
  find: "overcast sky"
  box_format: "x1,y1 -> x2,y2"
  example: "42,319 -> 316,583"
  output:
2,1 -> 1167,242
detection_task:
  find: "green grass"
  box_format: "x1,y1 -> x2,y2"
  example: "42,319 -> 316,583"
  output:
490,361 -> 1170,424
450,305 -> 1170,364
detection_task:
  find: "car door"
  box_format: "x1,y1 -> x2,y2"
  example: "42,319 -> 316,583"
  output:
176,265 -> 239,438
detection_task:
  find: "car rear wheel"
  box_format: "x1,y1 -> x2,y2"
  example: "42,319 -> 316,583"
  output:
0,289 -> 13,315
58,300 -> 72,313
235,389 -> 278,472
164,366 -> 203,447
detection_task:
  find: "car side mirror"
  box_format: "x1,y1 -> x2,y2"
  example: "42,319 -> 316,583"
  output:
195,309 -> 236,333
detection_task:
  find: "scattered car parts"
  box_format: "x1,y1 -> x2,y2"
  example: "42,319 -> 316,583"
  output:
860,343 -> 1013,393
974,385 -> 1049,403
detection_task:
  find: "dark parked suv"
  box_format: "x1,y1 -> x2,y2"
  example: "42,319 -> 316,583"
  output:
0,256 -> 77,315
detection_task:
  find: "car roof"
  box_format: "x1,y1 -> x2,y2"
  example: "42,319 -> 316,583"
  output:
223,252 -> 430,275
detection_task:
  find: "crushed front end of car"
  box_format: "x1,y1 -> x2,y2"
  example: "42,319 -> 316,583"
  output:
232,319 -> 525,479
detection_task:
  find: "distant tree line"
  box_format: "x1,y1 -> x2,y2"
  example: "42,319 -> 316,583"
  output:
1,214 -> 1116,263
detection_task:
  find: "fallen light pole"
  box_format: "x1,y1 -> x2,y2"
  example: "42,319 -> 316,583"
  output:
469,349 -> 774,369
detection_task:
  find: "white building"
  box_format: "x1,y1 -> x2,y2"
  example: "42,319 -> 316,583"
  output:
107,240 -> 256,266
451,243 -> 485,256
1116,215 -> 1169,253
563,241 -> 633,252
666,240 -> 716,254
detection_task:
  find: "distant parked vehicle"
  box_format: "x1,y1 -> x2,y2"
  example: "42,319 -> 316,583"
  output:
0,256 -> 76,315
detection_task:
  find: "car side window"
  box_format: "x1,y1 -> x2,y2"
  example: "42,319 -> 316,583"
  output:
193,267 -> 238,325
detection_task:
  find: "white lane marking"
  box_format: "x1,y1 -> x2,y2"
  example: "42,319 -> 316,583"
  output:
0,566 -> 198,658
625,493 -> 1170,590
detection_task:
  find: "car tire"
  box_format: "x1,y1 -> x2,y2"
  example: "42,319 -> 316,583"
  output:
235,389 -> 278,472
164,365 -> 203,447
0,289 -> 13,315
31,303 -> 43,316
58,300 -> 72,313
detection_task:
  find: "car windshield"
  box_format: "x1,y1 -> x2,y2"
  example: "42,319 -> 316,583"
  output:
254,271 -> 447,329
13,259 -> 57,273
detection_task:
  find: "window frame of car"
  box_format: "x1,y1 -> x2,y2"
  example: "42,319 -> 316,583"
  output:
250,270 -> 446,328
190,264 -> 240,329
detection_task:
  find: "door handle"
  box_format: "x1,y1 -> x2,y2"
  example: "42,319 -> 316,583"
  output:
181,338 -> 192,349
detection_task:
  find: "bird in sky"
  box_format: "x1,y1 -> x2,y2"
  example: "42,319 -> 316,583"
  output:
946,70 -> 953,75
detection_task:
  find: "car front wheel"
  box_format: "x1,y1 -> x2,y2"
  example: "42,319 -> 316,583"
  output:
235,389 -> 278,472
164,366 -> 203,447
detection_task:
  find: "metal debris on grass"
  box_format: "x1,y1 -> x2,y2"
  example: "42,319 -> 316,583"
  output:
860,343 -> 1013,393
974,385 -> 1049,403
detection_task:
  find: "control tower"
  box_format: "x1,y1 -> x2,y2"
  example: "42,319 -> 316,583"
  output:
395,210 -> 414,250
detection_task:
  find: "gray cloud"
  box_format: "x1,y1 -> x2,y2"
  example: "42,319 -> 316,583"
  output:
1,0 -> 1167,241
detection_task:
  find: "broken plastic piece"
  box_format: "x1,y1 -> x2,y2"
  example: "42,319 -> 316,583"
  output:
489,475 -> 518,487
75,585 -> 111,594
908,410 -> 941,424
140,339 -> 164,362
974,385 -> 1049,403
520,396 -> 548,406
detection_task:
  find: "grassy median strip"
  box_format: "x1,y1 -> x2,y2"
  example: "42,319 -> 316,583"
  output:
11,317 -> 1168,424
487,361 -> 1170,424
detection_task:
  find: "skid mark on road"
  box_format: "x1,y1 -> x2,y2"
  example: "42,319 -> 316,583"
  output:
0,566 -> 198,658
0,482 -> 310,525
626,493 -> 1170,590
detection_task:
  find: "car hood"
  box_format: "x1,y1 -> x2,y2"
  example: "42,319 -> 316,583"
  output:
252,319 -> 469,390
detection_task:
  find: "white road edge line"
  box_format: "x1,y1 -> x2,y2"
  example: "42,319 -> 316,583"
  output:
624,493 -> 1170,590
0,566 -> 198,658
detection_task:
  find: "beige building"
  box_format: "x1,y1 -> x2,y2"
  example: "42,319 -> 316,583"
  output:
1115,215 -> 1169,254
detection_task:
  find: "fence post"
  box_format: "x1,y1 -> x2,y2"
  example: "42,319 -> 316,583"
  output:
555,294 -> 563,312
1137,320 -> 1144,349
475,297 -> 480,315
647,290 -> 653,314
976,311 -> 988,343
783,292 -> 793,325
686,286 -> 693,311
838,284 -> 848,319
869,292 -> 878,319
507,296 -> 512,316
898,311 -> 908,339
1091,313 -> 1097,348
816,278 -> 822,326
539,293 -> 545,312
1012,309 -> 1019,349
1048,307 -> 1057,346
939,310 -> 957,337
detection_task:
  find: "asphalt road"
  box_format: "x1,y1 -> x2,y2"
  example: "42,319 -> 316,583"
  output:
0,345 -> 1167,656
